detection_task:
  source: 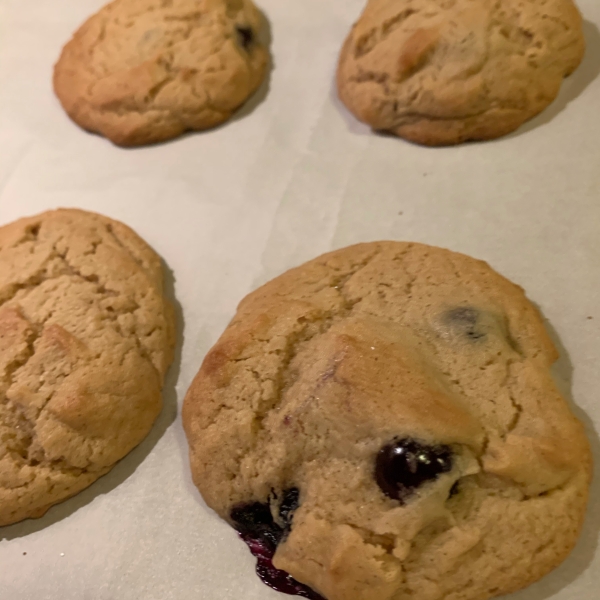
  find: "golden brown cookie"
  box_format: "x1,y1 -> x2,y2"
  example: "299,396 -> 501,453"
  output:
53,0 -> 269,146
337,0 -> 585,145
0,209 -> 175,526
183,242 -> 591,600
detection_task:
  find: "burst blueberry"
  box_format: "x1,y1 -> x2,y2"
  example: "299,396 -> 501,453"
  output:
230,489 -> 324,599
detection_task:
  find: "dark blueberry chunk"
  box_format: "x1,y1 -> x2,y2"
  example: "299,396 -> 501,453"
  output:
375,438 -> 453,502
230,493 -> 324,599
230,501 -> 282,550
446,306 -> 478,326
230,501 -> 273,534
279,488 -> 300,528
236,25 -> 255,49
444,307 -> 486,341
448,481 -> 460,499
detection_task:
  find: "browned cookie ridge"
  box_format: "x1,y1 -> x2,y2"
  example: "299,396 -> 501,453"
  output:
0,209 -> 175,526
184,242 -> 591,600
53,0 -> 269,146
337,0 -> 585,145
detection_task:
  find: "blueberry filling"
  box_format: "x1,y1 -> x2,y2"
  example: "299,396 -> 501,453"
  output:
443,307 -> 486,341
236,25 -> 255,49
230,501 -> 282,550
375,438 -> 453,502
279,487 -> 300,530
230,489 -> 325,599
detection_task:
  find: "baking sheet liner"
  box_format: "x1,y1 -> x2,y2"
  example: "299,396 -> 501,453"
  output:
1,1 -> 599,598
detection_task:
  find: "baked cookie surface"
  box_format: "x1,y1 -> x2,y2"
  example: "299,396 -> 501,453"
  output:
54,0 -> 268,146
184,242 -> 591,600
337,0 -> 585,145
0,209 -> 175,526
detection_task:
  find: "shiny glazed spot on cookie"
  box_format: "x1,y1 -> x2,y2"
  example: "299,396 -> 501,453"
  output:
375,438 -> 453,502
230,489 -> 325,599
235,25 -> 255,49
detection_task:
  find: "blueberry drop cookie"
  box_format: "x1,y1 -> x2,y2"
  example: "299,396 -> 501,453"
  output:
183,242 -> 591,600
54,0 -> 268,146
337,0 -> 585,145
0,209 -> 175,526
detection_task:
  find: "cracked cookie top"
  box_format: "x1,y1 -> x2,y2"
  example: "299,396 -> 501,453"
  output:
0,209 -> 175,526
337,0 -> 585,145
53,0 -> 269,146
183,241 -> 591,600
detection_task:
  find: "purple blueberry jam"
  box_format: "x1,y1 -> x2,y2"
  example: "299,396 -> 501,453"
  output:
230,489 -> 325,599
375,438 -> 453,502
240,531 -> 325,599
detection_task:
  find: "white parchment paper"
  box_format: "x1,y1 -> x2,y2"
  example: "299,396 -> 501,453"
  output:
0,1 -> 599,598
